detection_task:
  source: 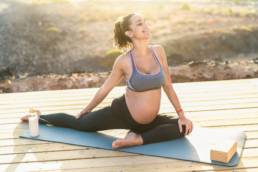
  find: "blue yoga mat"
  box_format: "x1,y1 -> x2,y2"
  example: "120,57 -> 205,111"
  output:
20,124 -> 246,167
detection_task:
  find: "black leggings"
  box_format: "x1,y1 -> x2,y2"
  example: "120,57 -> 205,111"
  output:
39,94 -> 185,144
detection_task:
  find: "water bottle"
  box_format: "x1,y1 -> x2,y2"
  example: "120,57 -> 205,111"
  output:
29,114 -> 39,137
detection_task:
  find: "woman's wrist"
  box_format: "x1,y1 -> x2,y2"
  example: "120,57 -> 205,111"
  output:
86,109 -> 92,113
178,113 -> 186,119
83,107 -> 92,113
176,108 -> 186,119
176,108 -> 183,114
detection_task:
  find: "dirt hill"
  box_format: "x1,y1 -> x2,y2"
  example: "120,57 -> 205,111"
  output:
0,0 -> 258,92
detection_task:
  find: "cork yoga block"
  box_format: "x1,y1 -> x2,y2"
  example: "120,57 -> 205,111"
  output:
210,140 -> 237,163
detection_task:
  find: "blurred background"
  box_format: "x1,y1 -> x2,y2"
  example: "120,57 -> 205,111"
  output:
0,0 -> 258,93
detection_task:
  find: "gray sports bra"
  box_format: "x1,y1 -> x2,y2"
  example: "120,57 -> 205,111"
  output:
127,46 -> 165,92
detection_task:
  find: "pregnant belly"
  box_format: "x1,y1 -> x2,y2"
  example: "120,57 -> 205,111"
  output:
125,89 -> 161,124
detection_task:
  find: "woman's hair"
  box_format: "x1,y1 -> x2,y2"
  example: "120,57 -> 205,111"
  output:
113,13 -> 136,49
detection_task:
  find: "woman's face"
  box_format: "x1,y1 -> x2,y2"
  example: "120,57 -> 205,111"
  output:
126,14 -> 151,41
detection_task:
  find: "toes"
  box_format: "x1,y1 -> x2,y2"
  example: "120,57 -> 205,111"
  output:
112,139 -> 122,149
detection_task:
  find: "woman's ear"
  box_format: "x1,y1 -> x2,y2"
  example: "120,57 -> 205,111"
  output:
125,31 -> 132,38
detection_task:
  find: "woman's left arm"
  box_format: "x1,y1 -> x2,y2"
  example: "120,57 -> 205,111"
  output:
155,45 -> 193,135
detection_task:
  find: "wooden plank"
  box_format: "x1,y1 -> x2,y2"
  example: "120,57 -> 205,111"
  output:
0,91 -> 257,113
0,145 -> 257,165
2,122 -> 258,136
0,84 -> 257,100
44,166 -> 258,172
45,167 -> 258,172
1,94 -> 257,111
0,78 -> 257,101
0,86 -> 256,102
0,129 -> 129,147
195,169 -> 258,172
196,167 -> 258,172
245,131 -> 258,139
0,78 -> 254,97
1,105 -> 258,121
245,139 -> 258,148
0,87 -> 257,117
1,93 -> 257,111
0,154 -> 257,172
0,148 -> 136,164
0,99 -> 257,119
0,105 -> 258,124
1,116 -> 258,130
0,139 -> 49,147
1,111 -> 257,126
0,142 -> 128,155
0,84 -> 257,99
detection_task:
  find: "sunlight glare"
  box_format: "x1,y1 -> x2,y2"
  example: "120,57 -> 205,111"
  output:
0,3 -> 9,13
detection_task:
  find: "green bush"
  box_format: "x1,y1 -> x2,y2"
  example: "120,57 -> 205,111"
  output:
99,48 -> 123,69
46,26 -> 62,33
181,3 -> 191,11
104,48 -> 123,59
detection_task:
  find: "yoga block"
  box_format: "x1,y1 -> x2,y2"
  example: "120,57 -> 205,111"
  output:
210,140 -> 237,163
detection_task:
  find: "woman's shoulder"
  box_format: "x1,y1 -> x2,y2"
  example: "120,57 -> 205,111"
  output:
150,44 -> 167,64
150,43 -> 165,55
113,51 -> 131,70
150,44 -> 164,51
116,49 -> 133,64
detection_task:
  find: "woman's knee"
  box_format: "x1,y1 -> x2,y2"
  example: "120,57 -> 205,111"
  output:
158,123 -> 185,139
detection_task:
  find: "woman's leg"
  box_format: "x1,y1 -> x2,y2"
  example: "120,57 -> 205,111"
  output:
136,115 -> 185,144
39,106 -> 128,131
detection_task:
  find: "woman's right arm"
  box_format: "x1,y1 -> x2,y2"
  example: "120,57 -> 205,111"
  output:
76,55 -> 125,118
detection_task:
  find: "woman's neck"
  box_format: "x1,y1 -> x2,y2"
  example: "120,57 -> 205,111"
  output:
132,43 -> 150,58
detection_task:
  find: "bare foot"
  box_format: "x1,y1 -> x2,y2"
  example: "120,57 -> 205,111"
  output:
112,131 -> 143,149
20,108 -> 41,123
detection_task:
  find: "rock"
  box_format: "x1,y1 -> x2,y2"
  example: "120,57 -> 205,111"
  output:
1,58 -> 258,93
0,80 -> 12,92
9,72 -> 110,93
253,57 -> 258,64
171,58 -> 258,82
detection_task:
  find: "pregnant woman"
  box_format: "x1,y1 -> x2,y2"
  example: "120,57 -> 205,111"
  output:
21,12 -> 193,149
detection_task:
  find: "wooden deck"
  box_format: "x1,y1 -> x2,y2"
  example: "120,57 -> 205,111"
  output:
0,78 -> 258,172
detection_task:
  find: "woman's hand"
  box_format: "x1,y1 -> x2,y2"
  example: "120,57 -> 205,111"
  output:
76,108 -> 90,119
178,116 -> 193,135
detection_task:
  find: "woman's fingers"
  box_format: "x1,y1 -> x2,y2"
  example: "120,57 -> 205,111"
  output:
76,112 -> 83,119
185,125 -> 189,135
187,122 -> 193,135
191,123 -> 194,133
184,121 -> 192,135
178,119 -> 183,133
76,110 -> 89,119
187,125 -> 191,135
189,123 -> 193,134
178,118 -> 194,135
185,123 -> 188,135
